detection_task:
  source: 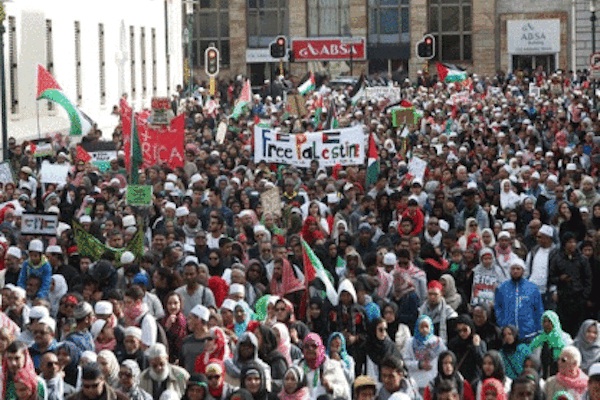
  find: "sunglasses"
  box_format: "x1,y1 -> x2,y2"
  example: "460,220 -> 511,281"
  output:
207,375 -> 221,380
83,382 -> 101,389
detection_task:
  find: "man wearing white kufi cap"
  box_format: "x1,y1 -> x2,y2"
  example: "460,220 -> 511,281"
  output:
139,343 -> 190,399
525,224 -> 558,304
0,246 -> 21,287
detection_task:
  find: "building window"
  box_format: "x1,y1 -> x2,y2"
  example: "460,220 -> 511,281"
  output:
99,24 -> 106,105
8,17 -> 18,114
368,0 -> 409,44
307,0 -> 349,37
130,26 -> 136,97
74,21 -> 82,106
151,28 -> 157,96
429,0 -> 472,61
46,20 -> 54,111
141,27 -> 147,98
247,0 -> 288,48
194,0 -> 229,66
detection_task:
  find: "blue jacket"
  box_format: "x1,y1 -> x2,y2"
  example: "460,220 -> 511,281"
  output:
494,278 -> 543,340
17,258 -> 52,299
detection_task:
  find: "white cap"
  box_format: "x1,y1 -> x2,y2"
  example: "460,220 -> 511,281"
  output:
343,183 -> 354,192
38,316 -> 56,332
567,163 -> 577,171
254,225 -> 267,234
531,172 -> 540,180
547,175 -> 559,183
190,174 -> 202,185
539,225 -> 554,237
122,215 -> 136,227
176,206 -> 190,217
589,363 -> 600,377
383,253 -> 397,266
90,319 -> 106,339
164,182 -> 176,192
7,246 -> 21,258
511,258 -> 526,270
28,239 -> 44,253
12,286 -> 26,299
467,181 -> 478,189
164,202 -> 176,211
124,326 -> 142,340
120,251 -> 135,264
327,193 -> 340,204
47,206 -> 60,215
94,301 -> 113,315
184,255 -> 199,266
502,222 -> 516,230
80,215 -> 92,223
498,231 -> 511,239
46,245 -> 62,254
29,305 -> 50,320
229,283 -> 245,296
439,220 -> 450,232
166,173 -> 178,183
221,299 -> 237,312
189,304 -> 210,321
581,207 -> 590,213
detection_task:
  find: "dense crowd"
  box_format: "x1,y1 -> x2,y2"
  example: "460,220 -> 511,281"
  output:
1,66 -> 600,400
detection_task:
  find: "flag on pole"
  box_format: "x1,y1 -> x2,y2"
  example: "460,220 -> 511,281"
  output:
36,64 -> 93,136
230,79 -> 252,119
348,73 -> 366,105
301,238 -> 338,306
324,101 -> 339,130
129,110 -> 143,184
436,62 -> 468,83
366,133 -> 379,187
298,71 -> 316,95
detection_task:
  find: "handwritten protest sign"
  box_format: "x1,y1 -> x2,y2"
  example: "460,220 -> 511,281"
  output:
408,156 -> 427,181
0,162 -> 14,185
40,162 -> 69,184
21,213 -> 59,236
260,187 -> 282,217
126,185 -> 153,206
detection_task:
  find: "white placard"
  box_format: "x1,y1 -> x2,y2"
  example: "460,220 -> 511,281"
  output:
40,162 -> 70,184
408,156 -> 427,181
507,19 -> 560,55
365,87 -> 401,103
0,162 -> 14,184
21,213 -> 59,236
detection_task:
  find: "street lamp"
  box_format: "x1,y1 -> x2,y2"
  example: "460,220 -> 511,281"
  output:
182,0 -> 198,96
0,1 -> 8,161
592,0 -> 597,111
343,24 -> 354,77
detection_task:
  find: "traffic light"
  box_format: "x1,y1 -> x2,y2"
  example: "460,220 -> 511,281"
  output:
205,47 -> 219,76
270,36 -> 287,58
417,34 -> 435,59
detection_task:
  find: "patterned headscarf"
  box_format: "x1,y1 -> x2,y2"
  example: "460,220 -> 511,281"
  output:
327,332 -> 351,370
273,322 -> 293,366
303,333 -> 326,370
481,377 -> 506,400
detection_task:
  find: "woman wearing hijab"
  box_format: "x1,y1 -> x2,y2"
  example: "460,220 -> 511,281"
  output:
48,275 -> 68,317
458,218 -> 483,251
363,317 -> 403,380
268,257 -> 304,301
480,378 -> 506,400
403,315 -> 447,389
224,332 -> 272,389
12,367 -> 41,400
240,361 -> 278,400
274,298 -> 310,346
500,325 -> 532,380
423,350 -> 475,400
253,324 -> 287,392
500,179 -> 521,212
272,322 -> 298,365
327,332 -> 355,385
573,320 -> 600,374
233,302 -> 252,338
544,346 -> 589,400
56,341 -> 81,387
195,327 -> 232,374
389,270 -> 420,330
475,350 -> 512,400
381,301 -> 412,353
305,296 -> 330,340
440,274 -> 463,312
448,314 -> 487,385
206,359 -> 236,400
98,350 -> 120,388
117,359 -> 152,400
181,374 -> 208,400
530,310 -> 573,379
278,365 -> 309,400
300,216 -> 326,246
520,367 -> 545,400
296,333 -> 350,399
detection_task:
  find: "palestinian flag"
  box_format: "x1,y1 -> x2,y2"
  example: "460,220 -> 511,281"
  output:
324,101 -> 339,130
230,79 -> 251,119
298,71 -> 316,95
349,73 -> 365,105
436,62 -> 467,83
366,133 -> 379,187
36,64 -> 93,136
301,238 -> 338,306
129,111 -> 143,184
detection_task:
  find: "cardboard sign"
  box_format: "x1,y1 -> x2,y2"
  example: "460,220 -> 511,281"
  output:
216,121 -> 227,144
392,108 -> 416,128
40,162 -> 69,184
0,162 -> 14,185
260,187 -> 282,217
287,94 -> 308,117
126,185 -> 153,206
21,213 -> 59,236
408,156 -> 427,181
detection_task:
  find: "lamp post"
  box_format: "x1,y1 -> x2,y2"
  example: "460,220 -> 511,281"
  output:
0,1 -> 8,161
343,24 -> 354,77
182,0 -> 198,96
592,0 -> 597,111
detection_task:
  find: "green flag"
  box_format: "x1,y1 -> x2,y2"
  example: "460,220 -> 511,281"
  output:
130,113 -> 143,184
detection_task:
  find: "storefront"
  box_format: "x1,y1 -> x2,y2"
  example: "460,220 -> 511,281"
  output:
506,19 -> 561,74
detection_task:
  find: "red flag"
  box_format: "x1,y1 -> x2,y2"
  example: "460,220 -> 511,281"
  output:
75,145 -> 92,163
400,99 -> 413,108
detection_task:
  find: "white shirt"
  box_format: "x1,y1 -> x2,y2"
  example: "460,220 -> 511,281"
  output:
526,246 -> 552,294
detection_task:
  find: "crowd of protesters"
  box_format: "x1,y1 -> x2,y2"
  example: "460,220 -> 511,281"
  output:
1,65 -> 600,400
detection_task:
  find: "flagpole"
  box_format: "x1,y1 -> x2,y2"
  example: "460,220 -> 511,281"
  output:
36,101 -> 41,139
129,105 -> 134,185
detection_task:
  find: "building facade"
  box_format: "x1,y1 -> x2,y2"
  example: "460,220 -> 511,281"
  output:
1,0 -> 184,141
187,0 -> 593,85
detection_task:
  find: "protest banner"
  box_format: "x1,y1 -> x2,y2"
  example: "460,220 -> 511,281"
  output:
123,113 -> 185,170
450,91 -> 471,105
21,213 -> 59,236
0,162 -> 14,185
253,125 -> 365,167
126,185 -> 153,206
408,156 -> 427,181
73,220 -> 144,264
392,108 -> 417,128
365,87 -> 401,103
40,162 -> 69,184
81,141 -> 118,172
260,187 -> 282,217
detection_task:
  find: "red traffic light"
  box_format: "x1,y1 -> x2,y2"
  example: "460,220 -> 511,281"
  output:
277,38 -> 285,46
425,38 -> 432,44
208,50 -> 217,59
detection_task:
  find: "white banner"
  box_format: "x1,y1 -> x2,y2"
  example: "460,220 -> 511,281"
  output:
22,213 -> 59,236
254,125 -> 365,167
40,162 -> 70,184
365,87 -> 401,103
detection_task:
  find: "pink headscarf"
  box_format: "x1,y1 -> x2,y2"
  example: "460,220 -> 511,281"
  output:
273,322 -> 292,366
1,345 -> 36,399
303,333 -> 326,370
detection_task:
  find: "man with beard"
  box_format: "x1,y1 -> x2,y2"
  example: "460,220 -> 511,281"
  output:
139,343 -> 189,399
175,257 -> 216,316
67,362 -> 127,400
115,327 -> 149,370
494,258 -> 543,343
417,280 -> 458,344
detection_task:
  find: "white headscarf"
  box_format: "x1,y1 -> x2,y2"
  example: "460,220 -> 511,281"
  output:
48,275 -> 68,317
500,179 -> 520,210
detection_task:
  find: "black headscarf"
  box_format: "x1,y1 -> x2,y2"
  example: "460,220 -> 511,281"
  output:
365,317 -> 402,366
501,325 -> 519,354
482,350 -> 507,384
433,350 -> 465,399
240,361 -> 269,400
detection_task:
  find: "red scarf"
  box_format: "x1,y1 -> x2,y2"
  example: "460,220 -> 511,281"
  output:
495,244 -> 512,263
95,338 -> 117,352
424,258 -> 449,271
555,368 -> 588,396
124,302 -> 145,326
